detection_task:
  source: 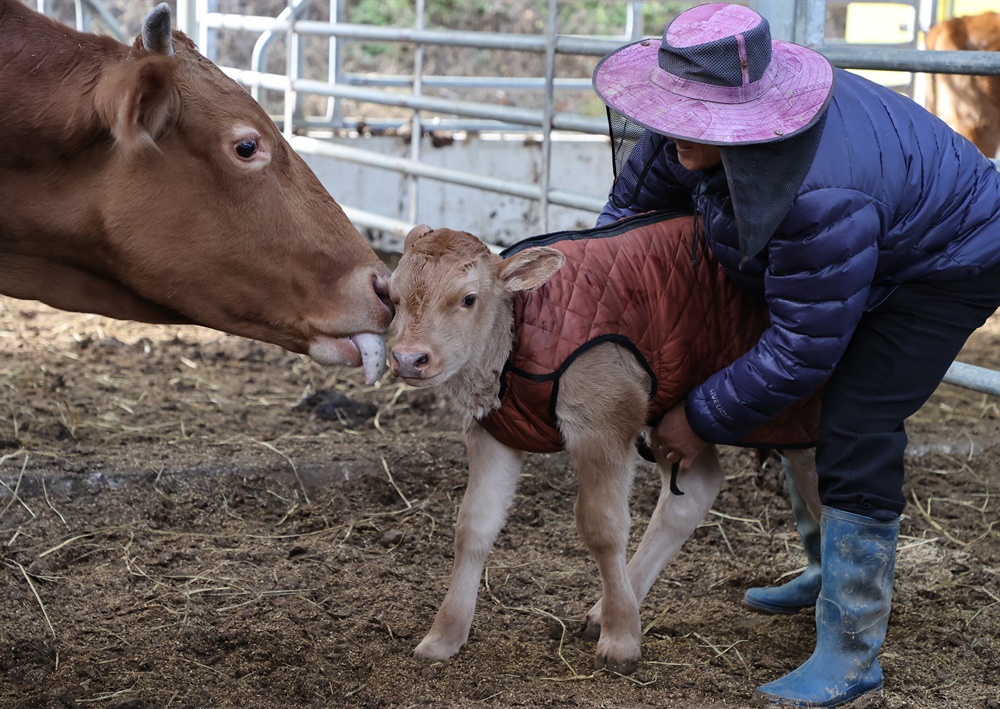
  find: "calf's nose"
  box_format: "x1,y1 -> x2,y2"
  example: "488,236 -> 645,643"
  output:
392,350 -> 430,379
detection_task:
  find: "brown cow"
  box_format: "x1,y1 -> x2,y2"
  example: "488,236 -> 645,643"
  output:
925,11 -> 1000,158
0,1 -> 392,382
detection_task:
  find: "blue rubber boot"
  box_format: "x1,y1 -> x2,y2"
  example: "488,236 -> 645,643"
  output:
753,507 -> 899,707
744,457 -> 821,614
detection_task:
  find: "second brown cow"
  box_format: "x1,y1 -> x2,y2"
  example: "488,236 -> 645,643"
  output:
925,11 -> 1000,158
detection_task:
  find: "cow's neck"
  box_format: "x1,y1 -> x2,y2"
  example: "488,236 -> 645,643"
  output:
446,298 -> 515,421
1,3 -> 123,167
0,6 -> 132,280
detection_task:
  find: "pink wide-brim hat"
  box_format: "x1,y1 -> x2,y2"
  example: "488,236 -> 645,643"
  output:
593,3 -> 834,145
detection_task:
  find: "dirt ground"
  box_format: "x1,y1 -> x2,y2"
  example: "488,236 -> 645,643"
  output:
1,287 -> 997,709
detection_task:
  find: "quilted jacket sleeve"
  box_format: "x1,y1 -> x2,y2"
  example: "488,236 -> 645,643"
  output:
596,137 -> 694,226
686,188 -> 883,445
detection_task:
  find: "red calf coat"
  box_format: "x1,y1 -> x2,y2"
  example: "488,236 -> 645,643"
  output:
477,212 -> 822,453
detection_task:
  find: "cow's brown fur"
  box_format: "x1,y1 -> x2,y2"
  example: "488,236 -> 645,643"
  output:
0,0 -> 391,367
925,11 -> 1000,157
388,226 -> 819,675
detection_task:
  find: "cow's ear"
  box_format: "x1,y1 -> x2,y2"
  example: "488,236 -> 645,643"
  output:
96,56 -> 178,152
141,3 -> 174,56
499,247 -> 564,293
404,225 -> 433,252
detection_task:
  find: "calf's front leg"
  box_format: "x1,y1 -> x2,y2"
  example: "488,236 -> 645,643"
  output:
570,438 -> 642,674
584,445 -> 725,639
414,421 -> 523,661
558,345 -> 652,675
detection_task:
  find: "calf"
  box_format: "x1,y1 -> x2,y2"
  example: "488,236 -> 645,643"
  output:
388,213 -> 821,674
925,11 -> 1000,158
0,1 -> 391,380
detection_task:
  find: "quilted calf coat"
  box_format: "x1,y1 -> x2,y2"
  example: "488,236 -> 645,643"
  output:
598,68 -> 1000,445
477,211 -> 822,453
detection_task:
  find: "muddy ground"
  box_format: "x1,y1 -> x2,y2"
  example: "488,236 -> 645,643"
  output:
1,289 -> 997,709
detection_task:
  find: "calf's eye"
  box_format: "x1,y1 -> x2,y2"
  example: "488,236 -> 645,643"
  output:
235,138 -> 258,159
461,294 -> 477,309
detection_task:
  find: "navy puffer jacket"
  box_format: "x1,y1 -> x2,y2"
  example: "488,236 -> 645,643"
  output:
598,69 -> 1000,445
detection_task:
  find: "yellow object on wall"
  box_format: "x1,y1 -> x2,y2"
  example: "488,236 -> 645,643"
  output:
940,1 -> 1000,22
845,2 -> 918,45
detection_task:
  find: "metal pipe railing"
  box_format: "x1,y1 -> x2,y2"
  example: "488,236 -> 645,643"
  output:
204,16 -> 1000,75
221,69 -> 607,135
943,362 -> 1000,397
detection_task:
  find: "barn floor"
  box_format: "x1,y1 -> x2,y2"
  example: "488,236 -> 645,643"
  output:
1,293 -> 997,709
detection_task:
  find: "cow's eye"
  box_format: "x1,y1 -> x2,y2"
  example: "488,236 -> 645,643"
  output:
234,138 -> 258,159
461,294 -> 477,309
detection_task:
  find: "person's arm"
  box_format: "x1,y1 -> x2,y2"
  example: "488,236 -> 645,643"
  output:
686,190 -> 883,444
596,133 -> 693,227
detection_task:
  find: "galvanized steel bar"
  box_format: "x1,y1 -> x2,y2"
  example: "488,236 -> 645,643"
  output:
198,0 -> 215,62
327,0 -> 345,127
250,0 -> 310,104
175,0 -> 199,43
539,0 -> 558,232
943,362 -> 1000,397
283,7 -> 299,139
799,0 -> 827,48
78,0 -> 127,42
73,0 -> 91,34
338,74 -> 594,90
408,0 -> 426,225
819,46 -> 1000,75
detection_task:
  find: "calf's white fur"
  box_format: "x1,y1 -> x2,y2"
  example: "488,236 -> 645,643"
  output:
388,224 -> 819,675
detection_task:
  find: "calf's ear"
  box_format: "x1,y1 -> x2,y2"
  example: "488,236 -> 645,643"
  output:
404,224 -> 433,252
499,247 -> 565,293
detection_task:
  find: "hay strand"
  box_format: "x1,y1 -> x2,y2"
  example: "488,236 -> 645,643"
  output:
9,559 -> 56,639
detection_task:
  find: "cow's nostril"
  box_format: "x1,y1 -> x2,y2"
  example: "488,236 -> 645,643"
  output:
415,354 -> 428,367
373,273 -> 392,312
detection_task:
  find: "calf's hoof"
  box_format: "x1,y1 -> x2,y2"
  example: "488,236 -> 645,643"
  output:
413,633 -> 464,662
595,651 -> 639,676
595,637 -> 641,676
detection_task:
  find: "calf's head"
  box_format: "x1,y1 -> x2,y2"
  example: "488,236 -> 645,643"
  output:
94,5 -> 392,378
389,225 -> 563,388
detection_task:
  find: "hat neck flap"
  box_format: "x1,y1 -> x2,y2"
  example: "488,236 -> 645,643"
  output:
720,105 -> 829,265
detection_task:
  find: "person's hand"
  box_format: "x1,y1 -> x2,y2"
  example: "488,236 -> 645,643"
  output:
651,402 -> 708,474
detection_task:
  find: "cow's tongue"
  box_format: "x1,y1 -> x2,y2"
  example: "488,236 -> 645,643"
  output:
351,333 -> 387,385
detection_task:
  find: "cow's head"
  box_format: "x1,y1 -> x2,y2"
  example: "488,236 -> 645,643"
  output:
92,4 -> 392,380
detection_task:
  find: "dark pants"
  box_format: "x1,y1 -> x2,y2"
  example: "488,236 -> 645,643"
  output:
818,262 -> 1000,519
